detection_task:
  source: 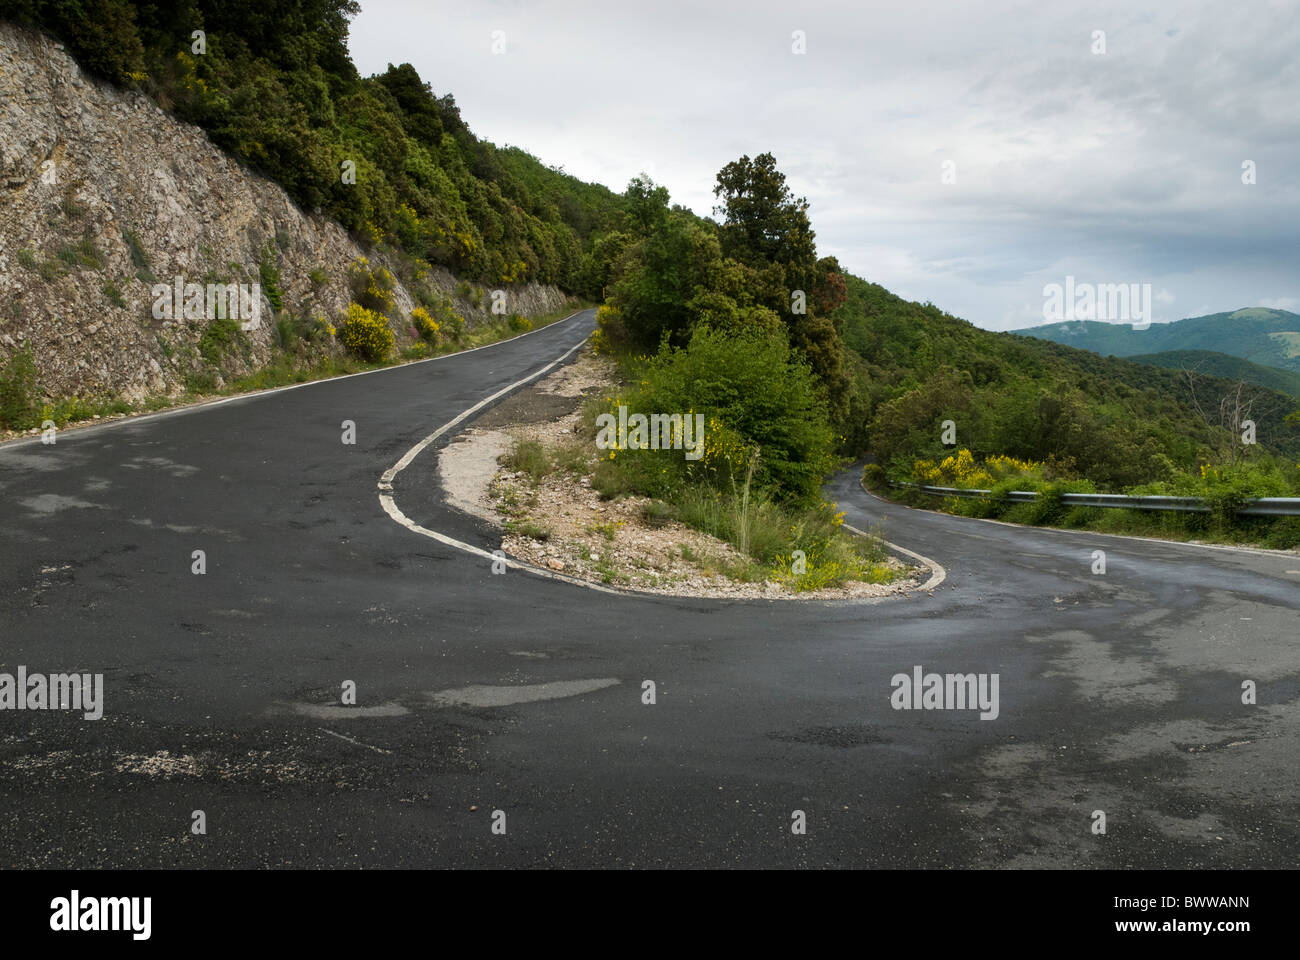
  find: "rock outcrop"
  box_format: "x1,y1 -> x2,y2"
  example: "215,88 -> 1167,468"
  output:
0,22 -> 571,403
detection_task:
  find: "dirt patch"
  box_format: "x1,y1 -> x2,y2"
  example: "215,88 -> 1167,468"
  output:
437,348 -> 920,600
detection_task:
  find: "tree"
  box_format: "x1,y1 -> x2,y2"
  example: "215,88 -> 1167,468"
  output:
712,154 -> 850,420
1181,366 -> 1265,467
624,174 -> 670,237
712,152 -> 816,292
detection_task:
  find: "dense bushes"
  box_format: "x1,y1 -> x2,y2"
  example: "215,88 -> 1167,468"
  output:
410,306 -> 439,345
888,448 -> 1300,546
337,302 -> 392,361
633,326 -> 834,503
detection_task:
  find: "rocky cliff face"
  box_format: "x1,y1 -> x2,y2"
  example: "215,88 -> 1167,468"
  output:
0,23 -> 571,403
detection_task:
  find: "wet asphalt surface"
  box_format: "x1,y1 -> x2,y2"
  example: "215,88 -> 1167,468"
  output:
1,308 -> 1297,868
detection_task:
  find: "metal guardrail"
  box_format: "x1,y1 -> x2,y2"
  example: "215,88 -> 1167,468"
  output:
890,482 -> 1300,517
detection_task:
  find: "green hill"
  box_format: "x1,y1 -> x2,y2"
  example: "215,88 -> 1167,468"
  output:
1024,308 -> 1300,373
833,278 -> 1300,488
1127,350 -> 1300,398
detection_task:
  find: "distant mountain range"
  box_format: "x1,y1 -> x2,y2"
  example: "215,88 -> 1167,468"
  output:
1023,309 -> 1300,389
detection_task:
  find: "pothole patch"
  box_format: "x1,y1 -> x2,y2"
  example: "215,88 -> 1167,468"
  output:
428,678 -> 620,708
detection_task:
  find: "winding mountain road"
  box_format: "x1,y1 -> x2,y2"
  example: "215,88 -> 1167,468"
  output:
2,308 -> 1296,868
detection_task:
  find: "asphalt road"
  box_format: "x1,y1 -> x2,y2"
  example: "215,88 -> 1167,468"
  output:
1,308 -> 1297,868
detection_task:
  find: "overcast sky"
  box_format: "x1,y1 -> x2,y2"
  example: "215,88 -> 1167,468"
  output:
348,0 -> 1299,332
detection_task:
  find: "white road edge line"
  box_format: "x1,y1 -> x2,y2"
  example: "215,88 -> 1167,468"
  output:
378,338 -> 934,603
317,727 -> 393,755
378,335 -> 634,597
843,521 -> 947,592
0,308 -> 591,450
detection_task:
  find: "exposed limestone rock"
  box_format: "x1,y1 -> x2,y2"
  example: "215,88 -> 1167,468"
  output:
0,23 -> 571,403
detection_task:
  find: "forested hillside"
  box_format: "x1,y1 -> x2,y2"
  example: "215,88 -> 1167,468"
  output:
1129,350 -> 1300,399
833,278 -> 1300,487
0,0 -> 626,290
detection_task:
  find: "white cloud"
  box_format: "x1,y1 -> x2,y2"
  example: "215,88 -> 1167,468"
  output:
348,0 -> 1300,333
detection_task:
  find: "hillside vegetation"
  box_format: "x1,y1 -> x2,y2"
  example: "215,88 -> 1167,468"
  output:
835,279 -> 1300,488
5,1 -> 1297,549
1128,350 -> 1300,398
1,0 -> 626,291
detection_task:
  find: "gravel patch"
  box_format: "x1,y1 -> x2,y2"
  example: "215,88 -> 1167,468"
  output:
437,348 -> 920,600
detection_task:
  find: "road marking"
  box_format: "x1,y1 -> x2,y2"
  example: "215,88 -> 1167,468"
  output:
376,334 -> 635,597
379,337 -> 586,486
844,518 -> 947,592
318,728 -> 393,754
0,309 -> 590,451
428,678 -> 620,708
380,331 -> 938,605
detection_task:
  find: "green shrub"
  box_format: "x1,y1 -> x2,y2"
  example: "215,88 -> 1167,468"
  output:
104,280 -> 127,308
640,499 -> 675,528
401,341 -> 433,360
0,348 -> 40,429
183,370 -> 217,394
56,238 -> 102,269
502,439 -> 551,483
505,519 -> 551,541
347,257 -> 396,313
198,315 -> 247,366
121,228 -> 153,282
259,243 -> 283,312
861,463 -> 888,491
619,325 -> 835,504
411,306 -> 440,345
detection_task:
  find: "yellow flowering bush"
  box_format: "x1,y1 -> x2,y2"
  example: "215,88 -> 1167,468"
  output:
337,303 -> 393,361
769,555 -> 894,592
592,303 -> 624,355
411,306 -> 440,345
913,449 -> 1039,489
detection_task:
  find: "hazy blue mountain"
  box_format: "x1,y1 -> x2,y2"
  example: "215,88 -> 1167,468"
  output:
1024,308 -> 1300,374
